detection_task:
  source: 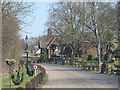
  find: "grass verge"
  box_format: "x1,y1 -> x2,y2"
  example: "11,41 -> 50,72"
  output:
2,69 -> 41,88
51,63 -> 119,77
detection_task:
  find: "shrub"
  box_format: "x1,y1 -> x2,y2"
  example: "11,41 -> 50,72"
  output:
103,54 -> 108,61
88,55 -> 92,61
27,68 -> 34,76
11,70 -> 24,85
92,55 -> 97,61
77,57 -> 83,62
27,64 -> 34,76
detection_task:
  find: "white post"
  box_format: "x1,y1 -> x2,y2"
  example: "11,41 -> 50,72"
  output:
35,70 -> 36,76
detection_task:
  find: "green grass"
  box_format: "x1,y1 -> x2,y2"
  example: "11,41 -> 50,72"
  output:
36,73 -> 48,89
2,69 -> 41,88
0,76 -> 2,90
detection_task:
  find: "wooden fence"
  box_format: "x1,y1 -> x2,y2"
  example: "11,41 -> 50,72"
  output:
57,62 -> 120,76
16,65 -> 46,90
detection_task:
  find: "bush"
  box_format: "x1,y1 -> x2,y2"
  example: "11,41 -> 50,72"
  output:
77,57 -> 83,62
92,55 -> 97,61
11,70 -> 24,85
27,64 -> 34,76
82,61 -> 87,66
38,50 -> 47,63
103,54 -> 108,61
27,68 -> 34,76
88,55 -> 92,61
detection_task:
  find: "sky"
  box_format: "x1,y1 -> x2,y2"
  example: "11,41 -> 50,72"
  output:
19,1 -> 117,39
19,2 -> 54,39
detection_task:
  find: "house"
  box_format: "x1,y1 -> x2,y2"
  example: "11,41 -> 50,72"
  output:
38,28 -> 63,58
37,28 -> 103,60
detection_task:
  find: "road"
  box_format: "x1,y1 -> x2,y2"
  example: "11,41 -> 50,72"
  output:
40,64 -> 118,88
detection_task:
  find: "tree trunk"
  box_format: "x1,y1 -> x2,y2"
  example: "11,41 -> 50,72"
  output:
92,3 -> 101,67
118,1 -> 120,65
97,39 -> 101,67
71,50 -> 74,63
100,47 -> 103,62
107,52 -> 111,69
95,26 -> 101,67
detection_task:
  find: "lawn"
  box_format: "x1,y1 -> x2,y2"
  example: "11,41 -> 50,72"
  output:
0,76 -> 2,90
2,68 -> 41,88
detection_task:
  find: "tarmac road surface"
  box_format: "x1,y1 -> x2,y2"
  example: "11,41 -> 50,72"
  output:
39,64 -> 118,88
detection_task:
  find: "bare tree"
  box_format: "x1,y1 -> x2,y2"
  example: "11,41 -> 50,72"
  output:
78,2 -> 118,67
46,2 -> 118,67
1,1 -> 35,75
46,2 -> 86,62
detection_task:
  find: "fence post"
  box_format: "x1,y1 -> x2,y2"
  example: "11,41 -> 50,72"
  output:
68,63 -> 69,66
78,64 -> 80,68
80,64 -> 82,69
97,66 -> 99,72
30,78 -> 36,88
111,69 -> 114,75
16,87 -> 24,90
26,82 -> 32,90
37,75 -> 39,86
39,73 -> 42,83
35,76 -> 39,87
38,73 -> 41,84
75,64 -> 77,68
71,63 -> 73,67
84,65 -> 86,70
92,66 -> 95,71
106,68 -> 109,74
81,64 -> 82,69
41,72 -> 43,81
88,66 -> 91,71
116,69 -> 120,76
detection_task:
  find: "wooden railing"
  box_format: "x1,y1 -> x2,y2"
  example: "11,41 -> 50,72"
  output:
57,62 -> 120,76
16,65 -> 46,89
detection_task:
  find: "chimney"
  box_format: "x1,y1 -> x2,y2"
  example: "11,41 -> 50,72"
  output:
48,28 -> 52,37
